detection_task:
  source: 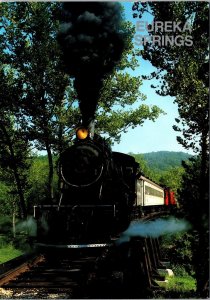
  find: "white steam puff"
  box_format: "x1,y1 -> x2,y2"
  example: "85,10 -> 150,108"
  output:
16,216 -> 37,237
117,217 -> 191,244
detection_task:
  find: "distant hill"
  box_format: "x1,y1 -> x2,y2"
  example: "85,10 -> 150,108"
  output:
34,151 -> 193,172
131,151 -> 193,171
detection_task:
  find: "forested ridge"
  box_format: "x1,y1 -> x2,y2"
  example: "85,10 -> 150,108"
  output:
131,151 -> 192,171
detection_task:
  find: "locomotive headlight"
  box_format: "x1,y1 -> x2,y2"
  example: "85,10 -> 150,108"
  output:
76,127 -> 89,140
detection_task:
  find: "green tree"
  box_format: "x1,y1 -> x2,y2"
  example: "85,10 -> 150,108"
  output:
0,179 -> 11,216
0,2 -> 70,201
0,41 -> 30,218
27,155 -> 59,209
132,2 -> 209,296
158,166 -> 184,194
0,118 -> 30,219
178,158 -> 209,297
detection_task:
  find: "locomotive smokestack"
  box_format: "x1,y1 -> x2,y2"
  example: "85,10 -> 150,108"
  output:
57,2 -> 128,125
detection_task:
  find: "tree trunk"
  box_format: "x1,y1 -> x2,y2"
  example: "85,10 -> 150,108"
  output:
0,121 -> 27,219
12,163 -> 27,219
46,142 -> 54,201
195,130 -> 209,297
12,200 -> 16,238
58,122 -> 63,191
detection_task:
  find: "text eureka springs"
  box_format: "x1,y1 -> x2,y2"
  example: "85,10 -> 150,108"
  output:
134,21 -> 193,46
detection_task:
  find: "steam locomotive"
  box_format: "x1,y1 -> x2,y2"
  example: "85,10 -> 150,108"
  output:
34,125 -> 176,248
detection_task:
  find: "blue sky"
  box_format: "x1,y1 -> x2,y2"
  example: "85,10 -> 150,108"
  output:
112,2 -> 193,155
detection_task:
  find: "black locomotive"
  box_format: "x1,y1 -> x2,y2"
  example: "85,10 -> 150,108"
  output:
34,124 -> 176,248
34,125 -> 139,246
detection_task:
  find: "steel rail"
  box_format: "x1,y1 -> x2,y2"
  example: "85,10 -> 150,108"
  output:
0,255 -> 45,286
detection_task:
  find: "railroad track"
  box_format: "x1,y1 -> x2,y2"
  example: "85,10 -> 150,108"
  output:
0,214 -> 170,299
0,254 -> 44,286
0,249 -> 108,298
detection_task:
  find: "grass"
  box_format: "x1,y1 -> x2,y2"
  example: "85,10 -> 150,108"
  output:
0,235 -> 23,264
0,244 -> 23,264
154,272 -> 197,299
165,275 -> 196,292
0,216 -> 31,264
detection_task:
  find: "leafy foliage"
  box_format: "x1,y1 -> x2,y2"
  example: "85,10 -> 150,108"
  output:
161,232 -> 194,276
0,119 -> 30,219
178,158 -> 209,228
26,155 -> 59,210
177,157 -> 209,297
132,2 -> 208,153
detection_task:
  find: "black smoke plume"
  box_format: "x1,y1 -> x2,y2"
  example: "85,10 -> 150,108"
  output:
57,2 -> 128,126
